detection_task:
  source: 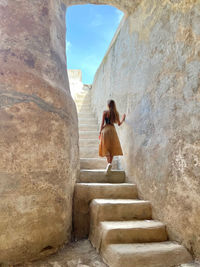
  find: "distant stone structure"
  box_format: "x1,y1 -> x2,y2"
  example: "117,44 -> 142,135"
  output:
68,69 -> 92,99
68,69 -> 82,82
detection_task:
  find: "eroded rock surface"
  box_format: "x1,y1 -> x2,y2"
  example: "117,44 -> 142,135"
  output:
17,240 -> 107,267
64,0 -> 141,13
0,0 -> 78,264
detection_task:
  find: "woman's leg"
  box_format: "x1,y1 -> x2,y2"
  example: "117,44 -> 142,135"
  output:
106,155 -> 113,164
110,156 -> 113,164
106,155 -> 110,163
106,154 -> 113,173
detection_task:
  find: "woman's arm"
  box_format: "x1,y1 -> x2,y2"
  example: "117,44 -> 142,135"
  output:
99,111 -> 106,135
118,114 -> 126,126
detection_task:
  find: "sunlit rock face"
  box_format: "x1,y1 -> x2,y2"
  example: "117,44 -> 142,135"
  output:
64,0 -> 141,13
0,0 -> 78,264
91,0 -> 200,260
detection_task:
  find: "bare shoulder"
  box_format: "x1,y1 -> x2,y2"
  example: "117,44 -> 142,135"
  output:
103,110 -> 108,115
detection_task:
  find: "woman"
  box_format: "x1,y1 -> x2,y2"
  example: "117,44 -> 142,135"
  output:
99,99 -> 126,172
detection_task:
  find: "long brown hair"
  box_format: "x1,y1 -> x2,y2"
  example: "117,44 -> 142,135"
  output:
107,99 -> 119,124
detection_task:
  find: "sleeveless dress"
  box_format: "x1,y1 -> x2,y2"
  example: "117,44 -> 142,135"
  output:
99,112 -> 123,157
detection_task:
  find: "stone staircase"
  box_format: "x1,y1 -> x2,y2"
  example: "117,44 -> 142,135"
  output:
73,90 -> 192,267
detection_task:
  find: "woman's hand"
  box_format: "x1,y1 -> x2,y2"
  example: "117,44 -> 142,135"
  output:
122,114 -> 126,122
118,114 -> 126,126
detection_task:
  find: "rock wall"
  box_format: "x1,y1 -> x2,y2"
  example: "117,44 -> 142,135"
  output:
91,0 -> 200,260
65,0 -> 141,13
0,0 -> 79,264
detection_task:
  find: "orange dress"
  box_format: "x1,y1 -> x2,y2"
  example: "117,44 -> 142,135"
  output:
99,115 -> 123,157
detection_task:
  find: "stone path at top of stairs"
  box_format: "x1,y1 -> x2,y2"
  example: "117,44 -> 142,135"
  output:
73,90 -> 193,267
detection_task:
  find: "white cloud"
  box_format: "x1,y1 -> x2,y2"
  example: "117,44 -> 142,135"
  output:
66,41 -> 72,52
116,9 -> 124,23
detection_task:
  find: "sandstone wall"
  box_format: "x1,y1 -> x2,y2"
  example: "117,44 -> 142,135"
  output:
0,0 -> 79,264
65,0 -> 141,13
91,0 -> 200,260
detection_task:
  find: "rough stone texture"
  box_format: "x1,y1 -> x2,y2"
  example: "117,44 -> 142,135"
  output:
0,0 -> 78,264
78,170 -> 126,183
15,240 -> 198,266
90,0 -> 200,261
179,263 -> 200,267
73,183 -> 137,239
64,0 -> 141,13
102,242 -> 193,267
80,157 -> 118,169
89,199 -> 152,250
92,220 -> 168,252
17,240 -> 107,267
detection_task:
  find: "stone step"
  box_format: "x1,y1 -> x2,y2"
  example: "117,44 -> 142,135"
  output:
73,183 -> 138,239
76,93 -> 90,96
75,94 -> 91,99
78,118 -> 97,124
77,108 -> 92,113
80,146 -> 99,158
77,106 -> 91,112
78,113 -> 95,119
76,103 -> 92,111
76,91 -> 90,95
76,95 -> 91,101
102,242 -> 192,267
94,220 -> 168,251
75,99 -> 91,105
79,124 -> 99,131
78,110 -> 93,115
80,158 -> 118,169
90,199 -> 151,225
79,139 -> 99,147
89,199 -> 152,249
78,170 -> 125,183
79,131 -> 99,139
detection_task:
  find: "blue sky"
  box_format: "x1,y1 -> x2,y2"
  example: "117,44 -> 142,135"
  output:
66,5 -> 123,84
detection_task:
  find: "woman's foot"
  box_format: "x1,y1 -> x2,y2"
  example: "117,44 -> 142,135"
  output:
106,163 -> 112,173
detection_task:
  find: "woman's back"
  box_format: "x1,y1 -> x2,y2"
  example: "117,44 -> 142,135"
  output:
105,111 -> 114,125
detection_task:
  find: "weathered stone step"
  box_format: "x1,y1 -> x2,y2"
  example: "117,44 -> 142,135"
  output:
78,111 -> 93,115
94,220 -> 167,251
76,93 -> 90,96
76,99 -> 91,105
77,107 -> 92,113
75,94 -> 91,99
80,158 -> 118,169
79,131 -> 99,139
76,103 -> 91,108
79,118 -> 97,124
78,113 -> 95,119
90,199 -> 151,223
78,170 -> 125,183
77,106 -> 91,112
79,124 -> 99,131
102,242 -> 192,267
73,183 -> 138,239
90,199 -> 152,249
79,139 -> 98,147
80,146 -> 99,158
74,183 -> 138,201
76,95 -> 91,101
76,91 -> 90,95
